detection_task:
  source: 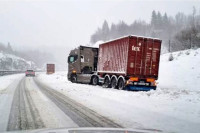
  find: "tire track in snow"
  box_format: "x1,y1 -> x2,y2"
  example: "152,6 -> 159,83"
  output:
33,77 -> 122,128
7,77 -> 45,131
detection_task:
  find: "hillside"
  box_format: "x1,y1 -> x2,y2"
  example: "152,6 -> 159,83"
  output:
0,52 -> 36,71
158,48 -> 200,91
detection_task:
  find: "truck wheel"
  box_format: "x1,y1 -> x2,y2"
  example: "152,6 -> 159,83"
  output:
111,78 -> 117,89
92,76 -> 98,85
118,78 -> 125,90
71,75 -> 77,83
103,77 -> 110,88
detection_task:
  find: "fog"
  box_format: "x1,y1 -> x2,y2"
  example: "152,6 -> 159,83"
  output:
0,0 -> 199,70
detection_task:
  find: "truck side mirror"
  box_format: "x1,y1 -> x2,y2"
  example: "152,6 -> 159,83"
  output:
68,56 -> 70,63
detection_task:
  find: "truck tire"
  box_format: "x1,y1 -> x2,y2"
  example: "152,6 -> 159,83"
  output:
111,77 -> 117,89
103,76 -> 111,88
118,78 -> 125,90
71,74 -> 77,83
91,76 -> 98,85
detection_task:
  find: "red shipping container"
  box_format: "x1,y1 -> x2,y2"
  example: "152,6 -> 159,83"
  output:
46,64 -> 55,74
97,35 -> 161,79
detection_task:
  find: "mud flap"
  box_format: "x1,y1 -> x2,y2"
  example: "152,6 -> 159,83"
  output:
125,85 -> 156,91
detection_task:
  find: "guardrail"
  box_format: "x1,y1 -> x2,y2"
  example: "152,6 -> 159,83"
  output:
0,70 -> 45,76
0,71 -> 25,76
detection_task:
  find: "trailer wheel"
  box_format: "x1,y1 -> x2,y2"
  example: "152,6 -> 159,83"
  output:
103,76 -> 111,88
71,74 -> 77,83
118,78 -> 125,90
92,76 -> 98,85
111,77 -> 117,89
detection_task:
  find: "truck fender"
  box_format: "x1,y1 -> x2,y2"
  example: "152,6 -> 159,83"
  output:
91,74 -> 99,81
91,74 -> 98,78
104,74 -> 111,83
117,76 -> 125,84
90,74 -> 99,85
111,75 -> 118,82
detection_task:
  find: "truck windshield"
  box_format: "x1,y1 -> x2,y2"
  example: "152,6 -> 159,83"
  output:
68,55 -> 78,63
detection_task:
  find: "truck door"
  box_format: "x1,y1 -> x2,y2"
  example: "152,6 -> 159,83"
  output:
128,37 -> 145,76
143,39 -> 161,78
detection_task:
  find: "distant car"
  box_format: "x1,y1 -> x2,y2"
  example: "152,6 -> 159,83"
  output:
25,70 -> 35,77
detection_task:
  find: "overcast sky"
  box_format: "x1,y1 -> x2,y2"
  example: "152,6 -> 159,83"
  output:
0,0 -> 199,68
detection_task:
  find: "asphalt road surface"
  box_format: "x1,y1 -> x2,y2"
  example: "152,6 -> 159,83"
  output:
0,75 -> 121,132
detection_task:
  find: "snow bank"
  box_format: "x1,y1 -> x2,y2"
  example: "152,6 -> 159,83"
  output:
158,48 -> 200,91
0,74 -> 24,91
37,48 -> 200,133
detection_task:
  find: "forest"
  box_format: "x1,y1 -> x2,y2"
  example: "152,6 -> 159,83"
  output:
90,7 -> 200,53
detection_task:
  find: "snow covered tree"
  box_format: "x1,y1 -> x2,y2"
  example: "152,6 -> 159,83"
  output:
102,20 -> 110,41
151,10 -> 157,28
6,42 -> 13,54
157,11 -> 163,29
163,13 -> 169,27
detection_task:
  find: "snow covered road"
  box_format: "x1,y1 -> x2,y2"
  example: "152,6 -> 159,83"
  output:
7,77 -> 45,130
0,75 -> 121,132
0,74 -> 24,131
34,77 -> 121,128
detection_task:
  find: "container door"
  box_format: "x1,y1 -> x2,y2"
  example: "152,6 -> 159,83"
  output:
151,40 -> 161,78
128,37 -> 145,75
143,39 -> 161,78
143,39 -> 153,76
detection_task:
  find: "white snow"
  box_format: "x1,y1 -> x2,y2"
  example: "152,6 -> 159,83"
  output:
0,52 -> 36,70
0,74 -> 24,131
37,48 -> 200,133
158,48 -> 200,91
0,52 -> 26,62
92,40 -> 104,48
25,77 -> 78,128
0,74 -> 24,91
92,35 -> 161,46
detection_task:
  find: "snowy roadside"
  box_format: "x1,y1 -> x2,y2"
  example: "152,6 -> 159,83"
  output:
37,48 -> 200,133
0,74 -> 24,91
37,72 -> 200,133
158,48 -> 200,91
0,74 -> 24,131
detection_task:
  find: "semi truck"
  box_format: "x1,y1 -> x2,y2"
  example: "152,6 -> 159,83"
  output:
67,35 -> 161,91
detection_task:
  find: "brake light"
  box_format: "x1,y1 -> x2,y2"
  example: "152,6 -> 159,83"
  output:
129,77 -> 138,81
147,78 -> 155,82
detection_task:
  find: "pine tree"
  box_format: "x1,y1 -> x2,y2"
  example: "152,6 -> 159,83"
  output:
7,42 -> 13,54
102,20 -> 110,41
151,10 -> 157,28
163,13 -> 169,27
110,23 -> 117,38
157,11 -> 162,29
